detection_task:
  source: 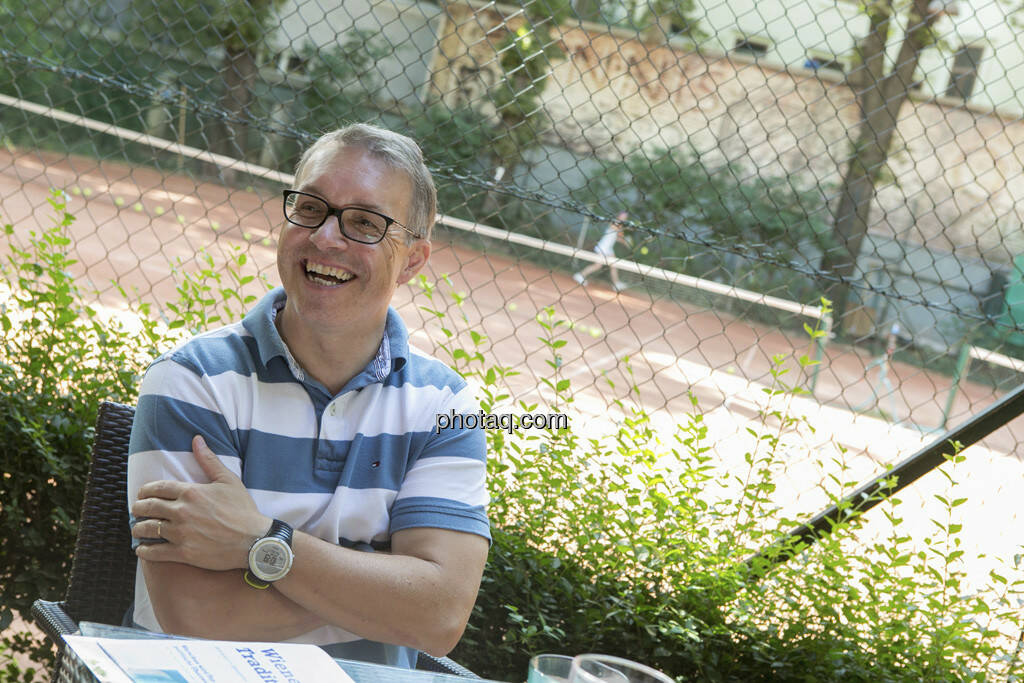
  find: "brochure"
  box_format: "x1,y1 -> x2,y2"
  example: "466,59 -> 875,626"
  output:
63,635 -> 354,683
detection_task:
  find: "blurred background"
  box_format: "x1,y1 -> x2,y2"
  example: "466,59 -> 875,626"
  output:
3,0 -> 1024,676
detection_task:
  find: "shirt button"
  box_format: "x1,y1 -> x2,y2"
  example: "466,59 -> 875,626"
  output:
330,405 -> 336,416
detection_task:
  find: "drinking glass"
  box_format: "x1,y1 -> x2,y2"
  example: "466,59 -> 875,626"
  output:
528,654 -> 575,683
569,654 -> 674,683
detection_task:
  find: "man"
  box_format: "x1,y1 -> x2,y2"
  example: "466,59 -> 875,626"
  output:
127,124 -> 490,668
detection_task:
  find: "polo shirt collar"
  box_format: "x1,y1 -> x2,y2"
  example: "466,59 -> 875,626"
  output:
243,287 -> 290,368
242,287 -> 409,384
381,304 -> 410,376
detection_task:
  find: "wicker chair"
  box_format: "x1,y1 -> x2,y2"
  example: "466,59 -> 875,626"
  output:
31,401 -> 478,679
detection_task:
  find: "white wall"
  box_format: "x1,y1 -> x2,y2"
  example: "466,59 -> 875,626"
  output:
689,0 -> 1024,117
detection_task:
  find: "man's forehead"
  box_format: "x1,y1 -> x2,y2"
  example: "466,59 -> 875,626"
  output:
298,143 -> 404,185
297,142 -> 358,181
296,143 -> 412,219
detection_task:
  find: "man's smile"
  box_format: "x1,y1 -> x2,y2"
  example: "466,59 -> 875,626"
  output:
304,260 -> 355,286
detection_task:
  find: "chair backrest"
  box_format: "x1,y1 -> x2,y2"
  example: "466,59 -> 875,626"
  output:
63,401 -> 138,626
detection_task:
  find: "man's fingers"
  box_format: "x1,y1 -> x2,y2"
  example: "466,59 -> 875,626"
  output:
134,478 -> 185,503
140,519 -> 171,542
135,541 -> 181,563
131,496 -> 174,521
192,435 -> 236,482
130,518 -> 168,540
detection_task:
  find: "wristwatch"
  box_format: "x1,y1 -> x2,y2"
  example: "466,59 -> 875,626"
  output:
243,519 -> 294,589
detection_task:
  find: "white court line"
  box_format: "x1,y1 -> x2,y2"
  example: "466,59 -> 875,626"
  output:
969,346 -> 1024,373
0,92 -> 293,185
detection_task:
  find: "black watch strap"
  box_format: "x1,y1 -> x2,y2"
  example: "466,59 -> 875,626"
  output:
266,518 -> 294,546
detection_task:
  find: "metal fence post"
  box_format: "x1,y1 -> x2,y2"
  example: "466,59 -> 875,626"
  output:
176,82 -> 187,171
941,343 -> 973,430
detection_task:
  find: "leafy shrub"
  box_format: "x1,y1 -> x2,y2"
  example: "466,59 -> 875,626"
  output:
0,194 -> 267,672
417,281 -> 1024,682
0,639 -> 38,683
295,32 -> 388,142
408,103 -> 498,225
0,194 -> 151,670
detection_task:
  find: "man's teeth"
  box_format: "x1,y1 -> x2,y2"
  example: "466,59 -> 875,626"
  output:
305,263 -> 354,284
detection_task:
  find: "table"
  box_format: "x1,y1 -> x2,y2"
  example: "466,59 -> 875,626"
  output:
58,622 -> 501,683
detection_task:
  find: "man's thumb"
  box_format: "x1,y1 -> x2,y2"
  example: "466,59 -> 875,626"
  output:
192,435 -> 230,481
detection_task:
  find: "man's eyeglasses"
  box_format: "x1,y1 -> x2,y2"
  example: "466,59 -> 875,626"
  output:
282,190 -> 421,244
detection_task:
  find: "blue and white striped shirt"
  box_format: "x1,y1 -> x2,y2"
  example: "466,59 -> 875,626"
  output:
127,287 -> 489,667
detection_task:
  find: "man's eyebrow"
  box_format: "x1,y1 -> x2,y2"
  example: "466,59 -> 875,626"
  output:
298,185 -> 391,215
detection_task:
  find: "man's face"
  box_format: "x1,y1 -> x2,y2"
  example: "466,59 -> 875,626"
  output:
276,144 -> 430,338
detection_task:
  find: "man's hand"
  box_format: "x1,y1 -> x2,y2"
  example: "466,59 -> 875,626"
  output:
131,435 -> 271,571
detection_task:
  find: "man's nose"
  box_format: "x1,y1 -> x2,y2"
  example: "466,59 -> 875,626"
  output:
309,215 -> 349,249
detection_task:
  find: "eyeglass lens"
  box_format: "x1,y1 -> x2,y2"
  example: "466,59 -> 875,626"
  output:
285,192 -> 389,243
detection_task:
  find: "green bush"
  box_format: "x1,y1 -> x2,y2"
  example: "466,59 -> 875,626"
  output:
295,32 -> 387,142
407,103 -> 498,225
0,639 -> 38,683
417,283 -> 1024,682
0,194 -> 151,671
0,194 -> 267,674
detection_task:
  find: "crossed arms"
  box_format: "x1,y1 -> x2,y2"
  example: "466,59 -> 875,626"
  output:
127,360 -> 490,657
131,436 -> 488,656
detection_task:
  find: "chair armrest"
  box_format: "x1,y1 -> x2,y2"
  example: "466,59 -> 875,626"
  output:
30,600 -> 77,651
416,651 -> 480,678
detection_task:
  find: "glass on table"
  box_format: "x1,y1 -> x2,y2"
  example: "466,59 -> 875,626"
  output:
528,654 -> 575,683
569,655 -> 673,683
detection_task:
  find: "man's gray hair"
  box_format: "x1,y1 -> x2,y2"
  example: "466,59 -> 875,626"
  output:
294,123 -> 437,240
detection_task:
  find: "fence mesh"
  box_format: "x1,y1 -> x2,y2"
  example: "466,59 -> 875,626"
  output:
3,0 -> 1024,655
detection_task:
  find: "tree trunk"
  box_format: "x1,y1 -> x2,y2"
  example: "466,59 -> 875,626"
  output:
215,43 -> 258,182
821,0 -> 938,327
574,0 -> 602,23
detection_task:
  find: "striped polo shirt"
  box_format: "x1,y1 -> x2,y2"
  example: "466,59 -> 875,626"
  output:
126,287 -> 490,667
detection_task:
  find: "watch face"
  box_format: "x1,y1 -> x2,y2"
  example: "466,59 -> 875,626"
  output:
250,537 -> 293,582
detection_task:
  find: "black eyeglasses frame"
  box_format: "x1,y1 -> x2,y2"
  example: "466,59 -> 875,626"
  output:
282,190 -> 421,244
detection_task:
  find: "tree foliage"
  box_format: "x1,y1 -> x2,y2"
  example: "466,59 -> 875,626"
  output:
487,2 -> 573,174
116,0 -> 286,164
295,31 -> 389,138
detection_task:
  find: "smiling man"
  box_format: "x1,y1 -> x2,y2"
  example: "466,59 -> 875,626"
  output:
126,124 -> 490,668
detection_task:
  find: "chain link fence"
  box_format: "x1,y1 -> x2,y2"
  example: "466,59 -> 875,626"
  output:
4,0 -> 1024,664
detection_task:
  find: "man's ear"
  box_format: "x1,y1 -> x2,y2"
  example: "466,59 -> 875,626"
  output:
396,239 -> 431,285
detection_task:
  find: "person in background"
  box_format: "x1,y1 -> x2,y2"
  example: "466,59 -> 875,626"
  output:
573,210 -> 628,292
127,123 -> 490,667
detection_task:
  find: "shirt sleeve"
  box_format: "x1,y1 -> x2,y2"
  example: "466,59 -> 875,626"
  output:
127,356 -> 242,548
388,382 -> 490,542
